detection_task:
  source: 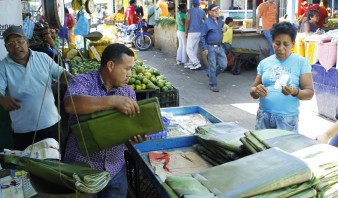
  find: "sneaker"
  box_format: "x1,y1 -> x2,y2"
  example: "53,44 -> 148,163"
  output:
184,63 -> 193,68
190,63 -> 202,70
210,86 -> 219,92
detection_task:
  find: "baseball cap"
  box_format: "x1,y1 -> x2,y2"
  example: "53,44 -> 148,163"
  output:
208,4 -> 219,11
192,0 -> 200,5
129,0 -> 136,4
3,25 -> 25,41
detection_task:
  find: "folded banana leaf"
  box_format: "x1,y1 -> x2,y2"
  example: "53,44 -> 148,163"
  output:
165,175 -> 214,197
1,154 -> 110,194
196,122 -> 248,154
192,148 -> 313,198
71,97 -> 164,154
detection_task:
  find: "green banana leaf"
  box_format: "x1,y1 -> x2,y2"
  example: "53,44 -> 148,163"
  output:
71,97 -> 164,154
165,175 -> 214,197
1,154 -> 110,194
192,148 -> 313,198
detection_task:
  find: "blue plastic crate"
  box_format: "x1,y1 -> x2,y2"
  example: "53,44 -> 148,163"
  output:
147,117 -> 170,140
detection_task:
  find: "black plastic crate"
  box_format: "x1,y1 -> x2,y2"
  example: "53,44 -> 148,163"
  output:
136,87 -> 179,108
125,150 -> 165,198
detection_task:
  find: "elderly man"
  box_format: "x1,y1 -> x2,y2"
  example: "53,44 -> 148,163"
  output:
63,43 -> 146,198
200,4 -> 227,92
0,25 -> 73,150
256,0 -> 277,55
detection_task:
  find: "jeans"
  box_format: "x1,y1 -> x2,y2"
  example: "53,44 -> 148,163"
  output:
262,30 -> 274,55
207,45 -> 227,87
186,32 -> 201,64
176,31 -> 188,64
255,109 -> 299,132
92,165 -> 128,198
329,134 -> 338,147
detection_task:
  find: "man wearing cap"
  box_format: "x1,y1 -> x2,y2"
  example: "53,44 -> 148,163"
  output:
184,0 -> 206,70
256,0 -> 277,55
200,4 -> 227,92
124,0 -> 139,26
0,25 -> 73,150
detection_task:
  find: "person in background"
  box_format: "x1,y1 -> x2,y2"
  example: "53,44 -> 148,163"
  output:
22,13 -> 35,40
250,22 -> 314,132
184,0 -> 206,70
176,4 -> 188,66
125,0 -> 138,26
63,43 -> 146,198
147,0 -> 160,32
304,0 -> 328,29
158,0 -> 169,17
59,8 -> 74,45
256,0 -> 278,55
316,120 -> 338,147
200,4 -> 227,92
222,17 -> 234,55
301,9 -> 319,35
0,25 -> 73,151
299,0 -> 309,17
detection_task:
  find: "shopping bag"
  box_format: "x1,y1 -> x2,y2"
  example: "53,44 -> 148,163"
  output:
73,12 -> 89,36
71,97 -> 165,154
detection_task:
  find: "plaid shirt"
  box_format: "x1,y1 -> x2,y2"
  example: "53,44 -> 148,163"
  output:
63,70 -> 136,178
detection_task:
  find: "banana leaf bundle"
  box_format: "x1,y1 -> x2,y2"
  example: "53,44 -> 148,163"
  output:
0,154 -> 110,194
195,122 -> 249,154
293,144 -> 338,197
71,97 -> 164,154
164,175 -> 215,198
192,148 -> 313,198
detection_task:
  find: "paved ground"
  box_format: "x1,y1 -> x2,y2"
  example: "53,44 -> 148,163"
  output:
135,47 -> 335,140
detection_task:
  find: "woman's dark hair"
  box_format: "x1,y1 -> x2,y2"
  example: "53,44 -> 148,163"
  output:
65,7 -> 69,14
312,0 -> 320,4
101,43 -> 135,67
270,22 -> 297,42
307,9 -> 319,20
178,3 -> 186,11
225,17 -> 233,25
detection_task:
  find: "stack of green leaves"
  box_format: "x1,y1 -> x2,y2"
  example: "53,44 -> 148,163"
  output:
194,122 -> 250,166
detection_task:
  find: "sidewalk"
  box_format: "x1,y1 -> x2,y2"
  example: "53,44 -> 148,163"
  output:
135,48 -> 335,139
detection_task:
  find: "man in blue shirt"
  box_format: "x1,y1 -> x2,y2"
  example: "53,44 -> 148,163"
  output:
184,0 -> 206,70
0,25 -> 73,150
200,4 -> 227,92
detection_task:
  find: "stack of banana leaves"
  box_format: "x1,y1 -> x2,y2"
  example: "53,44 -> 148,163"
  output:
192,147 -> 316,198
0,154 -> 110,194
293,144 -> 338,197
194,122 -> 250,166
239,129 -> 321,153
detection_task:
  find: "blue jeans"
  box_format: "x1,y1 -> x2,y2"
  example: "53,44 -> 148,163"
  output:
255,109 -> 299,132
92,165 -> 128,198
262,30 -> 274,55
207,45 -> 227,87
329,134 -> 338,147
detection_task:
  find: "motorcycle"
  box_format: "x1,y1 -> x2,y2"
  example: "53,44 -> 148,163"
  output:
115,20 -> 153,51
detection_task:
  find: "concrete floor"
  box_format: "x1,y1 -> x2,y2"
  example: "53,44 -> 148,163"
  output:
135,47 -> 335,140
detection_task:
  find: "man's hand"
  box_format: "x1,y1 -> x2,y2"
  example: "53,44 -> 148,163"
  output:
129,134 -> 148,144
113,96 -> 140,117
256,28 -> 261,34
255,84 -> 268,98
202,50 -> 208,56
0,96 -> 21,111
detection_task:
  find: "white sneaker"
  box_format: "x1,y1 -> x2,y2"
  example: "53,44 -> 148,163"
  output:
184,63 -> 193,68
190,63 -> 202,70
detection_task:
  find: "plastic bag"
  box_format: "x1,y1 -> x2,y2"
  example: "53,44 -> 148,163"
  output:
73,12 -> 89,36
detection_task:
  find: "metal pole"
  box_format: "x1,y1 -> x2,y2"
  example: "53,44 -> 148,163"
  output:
175,0 -> 178,18
253,0 -> 257,26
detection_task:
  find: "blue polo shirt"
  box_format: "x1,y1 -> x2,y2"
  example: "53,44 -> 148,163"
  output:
200,16 -> 224,51
0,50 -> 64,133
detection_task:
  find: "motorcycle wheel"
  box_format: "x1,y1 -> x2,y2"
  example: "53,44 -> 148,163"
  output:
134,34 -> 152,51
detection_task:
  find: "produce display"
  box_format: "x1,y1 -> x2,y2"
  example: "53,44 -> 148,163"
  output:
323,18 -> 338,29
128,61 -> 174,92
68,60 -> 174,92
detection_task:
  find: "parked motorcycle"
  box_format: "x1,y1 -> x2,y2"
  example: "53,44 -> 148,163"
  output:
115,20 -> 153,51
